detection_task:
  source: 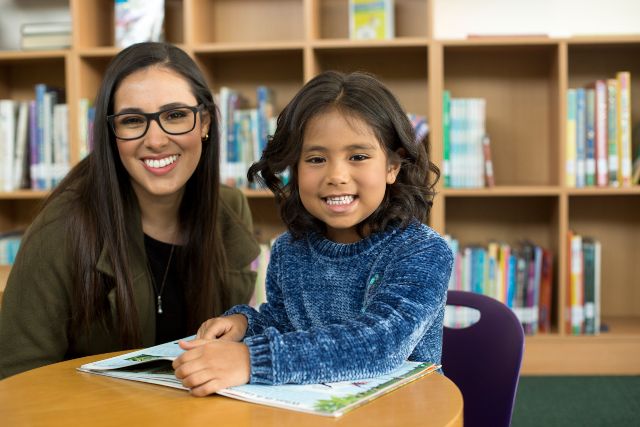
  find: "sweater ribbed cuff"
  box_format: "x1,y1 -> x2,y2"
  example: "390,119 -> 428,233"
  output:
244,334 -> 274,384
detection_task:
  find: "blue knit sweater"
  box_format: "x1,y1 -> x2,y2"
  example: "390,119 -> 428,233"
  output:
226,221 -> 454,385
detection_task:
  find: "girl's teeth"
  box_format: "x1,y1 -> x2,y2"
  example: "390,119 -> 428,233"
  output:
326,195 -> 354,205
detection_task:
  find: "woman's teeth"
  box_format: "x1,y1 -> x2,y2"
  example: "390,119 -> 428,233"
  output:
144,155 -> 178,169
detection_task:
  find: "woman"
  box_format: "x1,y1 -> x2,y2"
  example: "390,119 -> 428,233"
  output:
0,42 -> 260,379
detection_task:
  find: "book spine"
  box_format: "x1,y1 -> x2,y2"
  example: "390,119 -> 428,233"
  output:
0,100 -> 16,192
442,90 -> 451,188
584,88 -> 596,186
582,239 -> 596,335
606,79 -> 619,186
575,88 -> 586,188
28,100 -> 38,189
593,80 -> 608,186
538,249 -> 553,333
616,71 -> 632,186
565,89 -> 577,187
570,233 -> 584,335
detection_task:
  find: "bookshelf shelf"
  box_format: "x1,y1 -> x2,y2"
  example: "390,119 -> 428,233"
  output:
0,190 -> 49,200
442,187 -> 562,197
0,0 -> 638,374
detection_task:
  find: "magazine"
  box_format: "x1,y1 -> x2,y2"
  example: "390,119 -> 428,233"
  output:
78,337 -> 440,417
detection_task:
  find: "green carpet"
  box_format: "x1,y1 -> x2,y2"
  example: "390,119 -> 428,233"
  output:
512,376 -> 640,426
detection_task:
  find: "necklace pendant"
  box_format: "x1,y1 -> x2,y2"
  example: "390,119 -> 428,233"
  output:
157,295 -> 163,314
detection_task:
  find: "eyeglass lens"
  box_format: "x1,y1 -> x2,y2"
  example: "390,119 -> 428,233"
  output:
112,107 -> 197,139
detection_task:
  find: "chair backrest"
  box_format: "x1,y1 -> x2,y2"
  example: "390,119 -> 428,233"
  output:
442,290 -> 525,427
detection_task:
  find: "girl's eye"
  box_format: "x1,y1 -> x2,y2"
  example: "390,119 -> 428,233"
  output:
351,154 -> 369,161
305,156 -> 325,164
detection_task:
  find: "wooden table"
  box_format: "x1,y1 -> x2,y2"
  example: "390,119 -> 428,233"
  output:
0,352 -> 463,427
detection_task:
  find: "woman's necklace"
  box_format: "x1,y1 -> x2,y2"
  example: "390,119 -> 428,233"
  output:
150,244 -> 175,315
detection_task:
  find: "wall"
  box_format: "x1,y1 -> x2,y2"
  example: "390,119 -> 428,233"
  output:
434,0 -> 640,39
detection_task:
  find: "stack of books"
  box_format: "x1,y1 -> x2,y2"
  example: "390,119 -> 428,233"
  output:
566,72 -> 638,187
21,22 -> 72,51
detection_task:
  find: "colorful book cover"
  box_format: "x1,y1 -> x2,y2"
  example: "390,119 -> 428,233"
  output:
565,89 -> 577,187
349,0 -> 395,40
78,337 -> 439,418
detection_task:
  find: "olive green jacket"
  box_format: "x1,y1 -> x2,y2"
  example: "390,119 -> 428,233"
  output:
0,185 -> 259,379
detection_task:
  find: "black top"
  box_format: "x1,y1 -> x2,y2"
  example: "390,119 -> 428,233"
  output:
144,234 -> 187,344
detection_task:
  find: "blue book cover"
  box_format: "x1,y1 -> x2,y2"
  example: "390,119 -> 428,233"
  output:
584,88 -> 596,186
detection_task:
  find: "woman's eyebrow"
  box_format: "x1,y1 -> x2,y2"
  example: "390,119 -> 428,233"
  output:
114,102 -> 192,115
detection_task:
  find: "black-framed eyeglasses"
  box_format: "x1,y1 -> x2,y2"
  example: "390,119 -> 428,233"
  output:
107,104 -> 204,140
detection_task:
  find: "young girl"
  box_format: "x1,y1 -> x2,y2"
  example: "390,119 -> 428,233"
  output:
0,43 -> 259,379
173,70 -> 454,396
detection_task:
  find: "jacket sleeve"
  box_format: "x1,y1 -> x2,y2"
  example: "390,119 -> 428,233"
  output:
238,236 -> 454,386
0,216 -> 73,379
218,185 -> 260,308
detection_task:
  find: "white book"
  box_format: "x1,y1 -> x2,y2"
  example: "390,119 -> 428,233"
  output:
0,100 -> 17,192
13,101 -> 29,190
53,104 -> 70,185
78,336 -> 440,418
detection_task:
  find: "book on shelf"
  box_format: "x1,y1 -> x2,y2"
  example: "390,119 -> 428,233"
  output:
566,89 -> 577,187
442,90 -> 451,188
78,337 -> 440,418
606,79 -> 619,186
616,71 -> 633,187
592,80 -> 609,187
114,0 -> 165,48
443,236 -> 553,334
565,231 -> 602,335
482,134 -> 495,187
566,71 -> 634,188
20,22 -> 72,51
348,0 -> 395,40
584,88 -> 596,186
0,231 -> 23,266
575,88 -> 586,188
444,94 -> 486,188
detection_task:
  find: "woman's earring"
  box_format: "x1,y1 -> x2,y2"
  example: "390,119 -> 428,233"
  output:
202,133 -> 209,142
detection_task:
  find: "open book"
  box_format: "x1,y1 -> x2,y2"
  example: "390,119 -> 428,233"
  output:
78,337 -> 440,417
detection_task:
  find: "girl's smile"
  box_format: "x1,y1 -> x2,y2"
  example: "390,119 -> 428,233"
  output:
298,109 -> 400,244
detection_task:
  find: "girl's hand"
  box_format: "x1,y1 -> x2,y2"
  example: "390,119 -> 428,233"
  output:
173,339 -> 251,397
196,314 -> 248,341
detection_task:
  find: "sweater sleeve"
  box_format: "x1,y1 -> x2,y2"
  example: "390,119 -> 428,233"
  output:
242,235 -> 454,385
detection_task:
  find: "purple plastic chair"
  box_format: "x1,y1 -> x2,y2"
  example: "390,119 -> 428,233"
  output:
442,290 -> 525,427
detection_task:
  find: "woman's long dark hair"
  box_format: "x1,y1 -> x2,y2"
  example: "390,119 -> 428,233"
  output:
43,42 -> 227,347
248,70 -> 440,239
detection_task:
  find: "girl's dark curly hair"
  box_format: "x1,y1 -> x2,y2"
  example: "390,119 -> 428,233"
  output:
247,70 -> 439,239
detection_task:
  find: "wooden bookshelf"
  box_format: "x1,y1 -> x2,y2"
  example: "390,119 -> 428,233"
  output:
0,0 -> 638,374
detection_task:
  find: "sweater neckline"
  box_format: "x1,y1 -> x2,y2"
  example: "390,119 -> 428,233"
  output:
307,226 -> 399,258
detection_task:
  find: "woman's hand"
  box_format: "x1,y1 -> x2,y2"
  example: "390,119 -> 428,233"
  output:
173,339 -> 251,397
196,314 -> 248,341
